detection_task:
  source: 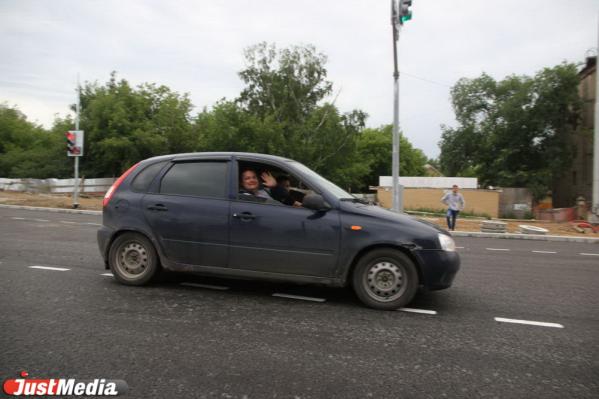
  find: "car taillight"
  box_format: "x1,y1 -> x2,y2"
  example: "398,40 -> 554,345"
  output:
103,163 -> 140,207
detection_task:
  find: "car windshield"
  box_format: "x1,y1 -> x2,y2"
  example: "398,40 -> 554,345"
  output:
288,161 -> 355,200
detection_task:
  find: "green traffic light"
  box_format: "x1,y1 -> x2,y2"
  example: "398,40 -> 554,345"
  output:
401,12 -> 412,23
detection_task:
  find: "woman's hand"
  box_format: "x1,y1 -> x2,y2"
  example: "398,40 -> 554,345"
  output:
260,171 -> 277,188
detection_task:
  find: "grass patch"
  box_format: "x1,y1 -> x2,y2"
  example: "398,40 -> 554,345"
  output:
405,207 -> 492,219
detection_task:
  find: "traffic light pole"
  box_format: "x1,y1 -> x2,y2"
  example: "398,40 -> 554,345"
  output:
73,84 -> 81,209
391,0 -> 403,212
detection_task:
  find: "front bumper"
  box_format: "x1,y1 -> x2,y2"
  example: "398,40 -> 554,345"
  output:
413,249 -> 460,290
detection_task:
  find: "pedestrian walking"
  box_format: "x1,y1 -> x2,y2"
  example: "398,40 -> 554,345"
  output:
441,185 -> 465,231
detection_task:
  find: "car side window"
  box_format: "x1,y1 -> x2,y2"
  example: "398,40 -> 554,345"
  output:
131,161 -> 167,192
237,161 -> 317,208
160,161 -> 228,198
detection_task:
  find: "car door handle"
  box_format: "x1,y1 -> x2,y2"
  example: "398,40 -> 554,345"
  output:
232,212 -> 256,221
147,204 -> 168,212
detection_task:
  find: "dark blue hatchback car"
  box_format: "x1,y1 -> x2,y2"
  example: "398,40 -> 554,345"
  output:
98,152 -> 459,310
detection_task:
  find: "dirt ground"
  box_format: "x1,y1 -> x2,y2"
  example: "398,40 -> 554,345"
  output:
0,190 -> 104,210
1,190 -> 597,237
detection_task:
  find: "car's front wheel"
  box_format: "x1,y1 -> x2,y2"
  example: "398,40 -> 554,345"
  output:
108,232 -> 159,285
352,249 -> 418,310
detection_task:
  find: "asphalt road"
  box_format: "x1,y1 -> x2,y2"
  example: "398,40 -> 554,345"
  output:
1,208 -> 598,398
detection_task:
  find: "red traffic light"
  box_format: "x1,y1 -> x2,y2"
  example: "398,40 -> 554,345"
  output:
65,131 -> 75,144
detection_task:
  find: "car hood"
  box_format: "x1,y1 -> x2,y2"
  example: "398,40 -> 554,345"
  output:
339,201 -> 448,235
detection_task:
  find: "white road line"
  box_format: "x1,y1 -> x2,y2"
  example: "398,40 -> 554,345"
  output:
532,250 -> 557,254
399,308 -> 437,315
180,282 -> 230,291
272,293 -> 326,302
456,246 -> 465,249
580,253 -> 599,257
28,266 -> 70,272
101,273 -> 113,277
86,223 -> 102,226
12,217 -> 25,220
494,317 -> 563,329
33,219 -> 49,222
60,221 -> 78,224
486,248 -> 510,251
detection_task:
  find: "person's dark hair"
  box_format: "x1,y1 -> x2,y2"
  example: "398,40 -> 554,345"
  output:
276,175 -> 291,184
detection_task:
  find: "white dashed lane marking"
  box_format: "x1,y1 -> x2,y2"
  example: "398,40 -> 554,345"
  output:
181,282 -> 230,291
28,265 -> 70,271
399,308 -> 437,315
455,246 -> 465,249
272,293 -> 326,302
495,317 -> 564,329
9,217 -> 100,226
486,248 -> 510,251
101,273 -> 113,277
532,250 -> 557,254
580,253 -> 599,257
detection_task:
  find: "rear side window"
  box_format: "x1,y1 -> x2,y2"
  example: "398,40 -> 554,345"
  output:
160,162 -> 228,198
131,161 -> 167,192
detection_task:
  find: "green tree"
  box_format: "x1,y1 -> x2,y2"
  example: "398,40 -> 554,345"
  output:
357,125 -> 427,191
198,43 -> 369,190
78,72 -> 195,177
439,63 -> 581,198
238,42 -> 333,123
0,104 -> 71,178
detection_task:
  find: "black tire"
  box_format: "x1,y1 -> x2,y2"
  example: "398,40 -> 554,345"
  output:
108,232 -> 160,286
351,249 -> 419,310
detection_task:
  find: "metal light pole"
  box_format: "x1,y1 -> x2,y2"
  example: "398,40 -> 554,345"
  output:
391,0 -> 403,212
73,80 -> 81,209
591,14 -> 599,223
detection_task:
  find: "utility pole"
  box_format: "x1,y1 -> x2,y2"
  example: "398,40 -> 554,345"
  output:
591,14 -> 599,223
65,78 -> 84,208
73,80 -> 81,209
390,0 -> 413,212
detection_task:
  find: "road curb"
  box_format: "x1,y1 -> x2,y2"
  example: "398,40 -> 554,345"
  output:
451,231 -> 599,244
0,204 -> 101,215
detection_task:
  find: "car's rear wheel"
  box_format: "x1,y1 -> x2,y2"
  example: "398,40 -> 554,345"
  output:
352,249 -> 418,310
109,232 -> 159,285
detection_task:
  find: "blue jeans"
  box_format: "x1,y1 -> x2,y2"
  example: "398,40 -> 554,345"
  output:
446,209 -> 459,230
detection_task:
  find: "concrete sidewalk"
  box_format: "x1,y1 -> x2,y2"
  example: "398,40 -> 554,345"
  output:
451,230 -> 599,244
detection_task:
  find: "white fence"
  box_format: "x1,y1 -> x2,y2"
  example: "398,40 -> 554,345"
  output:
378,176 -> 478,189
0,178 -> 116,194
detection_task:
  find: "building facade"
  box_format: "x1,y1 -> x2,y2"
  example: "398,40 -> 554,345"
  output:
552,56 -> 595,208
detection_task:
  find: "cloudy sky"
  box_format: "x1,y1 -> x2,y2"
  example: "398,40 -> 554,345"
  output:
1,0 -> 597,158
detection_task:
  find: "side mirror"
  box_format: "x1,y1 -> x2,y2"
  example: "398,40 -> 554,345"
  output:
302,193 -> 329,211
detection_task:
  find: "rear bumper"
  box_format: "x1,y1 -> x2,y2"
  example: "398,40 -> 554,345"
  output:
97,225 -> 115,266
414,249 -> 460,290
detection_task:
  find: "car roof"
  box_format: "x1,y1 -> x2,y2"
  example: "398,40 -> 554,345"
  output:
142,152 -> 294,164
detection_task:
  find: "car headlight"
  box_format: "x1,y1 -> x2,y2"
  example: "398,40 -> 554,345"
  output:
438,233 -> 456,252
